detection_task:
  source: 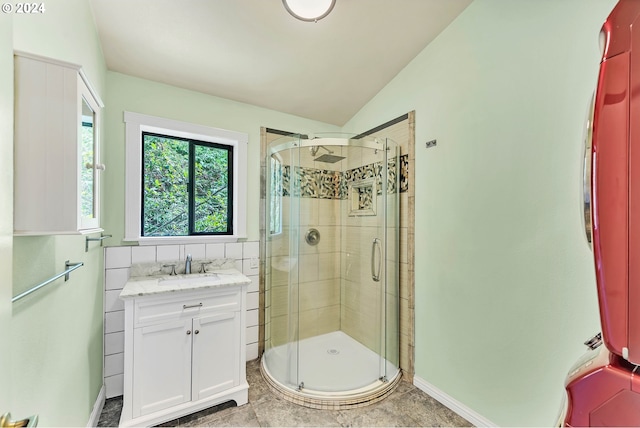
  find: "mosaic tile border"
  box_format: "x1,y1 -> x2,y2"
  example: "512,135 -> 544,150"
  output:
279,154 -> 409,200
259,358 -> 403,410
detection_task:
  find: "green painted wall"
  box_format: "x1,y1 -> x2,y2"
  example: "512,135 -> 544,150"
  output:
103,71 -> 339,244
11,1 -> 107,425
0,10 -> 13,415
343,0 -> 616,425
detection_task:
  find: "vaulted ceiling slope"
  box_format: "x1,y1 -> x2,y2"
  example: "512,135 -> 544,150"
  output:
90,0 -> 472,126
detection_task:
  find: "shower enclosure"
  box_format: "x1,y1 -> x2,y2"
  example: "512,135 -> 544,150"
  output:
262,133 -> 401,408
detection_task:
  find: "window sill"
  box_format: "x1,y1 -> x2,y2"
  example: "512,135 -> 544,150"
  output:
126,235 -> 246,246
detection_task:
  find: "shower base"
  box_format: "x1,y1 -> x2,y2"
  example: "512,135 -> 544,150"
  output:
261,331 -> 402,409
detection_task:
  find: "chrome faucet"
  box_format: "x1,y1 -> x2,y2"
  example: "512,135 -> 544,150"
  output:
185,254 -> 192,274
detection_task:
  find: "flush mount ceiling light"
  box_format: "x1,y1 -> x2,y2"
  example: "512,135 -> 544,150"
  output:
282,0 -> 336,22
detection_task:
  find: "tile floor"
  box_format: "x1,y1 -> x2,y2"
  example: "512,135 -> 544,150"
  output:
97,359 -> 473,427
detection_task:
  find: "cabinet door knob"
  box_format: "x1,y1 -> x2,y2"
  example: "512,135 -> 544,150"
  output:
194,330 -> 199,335
186,330 -> 191,335
85,162 -> 106,171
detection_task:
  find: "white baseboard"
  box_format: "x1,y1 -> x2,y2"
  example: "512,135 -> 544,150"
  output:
413,375 -> 497,427
87,385 -> 106,428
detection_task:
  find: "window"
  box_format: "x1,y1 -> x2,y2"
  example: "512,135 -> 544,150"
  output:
125,112 -> 247,244
80,106 -> 95,220
269,156 -> 282,235
142,132 -> 233,236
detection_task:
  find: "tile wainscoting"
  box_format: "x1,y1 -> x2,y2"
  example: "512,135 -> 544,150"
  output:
103,241 -> 260,399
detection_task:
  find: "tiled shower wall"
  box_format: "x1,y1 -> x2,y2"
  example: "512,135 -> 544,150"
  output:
268,145 -> 404,358
267,196 -> 342,346
339,155 -> 400,361
102,241 -> 260,399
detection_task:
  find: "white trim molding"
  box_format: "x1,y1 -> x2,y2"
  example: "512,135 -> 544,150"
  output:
123,111 -> 248,244
87,385 -> 106,428
413,375 -> 498,427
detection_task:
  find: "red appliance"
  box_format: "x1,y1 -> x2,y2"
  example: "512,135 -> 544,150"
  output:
564,345 -> 640,426
563,0 -> 640,425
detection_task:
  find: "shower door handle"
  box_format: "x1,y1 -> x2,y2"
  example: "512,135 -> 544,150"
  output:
371,238 -> 381,282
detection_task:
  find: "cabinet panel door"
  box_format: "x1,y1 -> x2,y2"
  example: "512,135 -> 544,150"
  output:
192,312 -> 240,401
133,319 -> 192,417
13,53 -> 103,234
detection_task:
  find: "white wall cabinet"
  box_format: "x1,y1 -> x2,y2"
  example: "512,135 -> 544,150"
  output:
13,51 -> 104,235
120,286 -> 248,427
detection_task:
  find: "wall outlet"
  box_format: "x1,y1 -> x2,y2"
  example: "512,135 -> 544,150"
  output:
426,139 -> 437,148
250,257 -> 259,269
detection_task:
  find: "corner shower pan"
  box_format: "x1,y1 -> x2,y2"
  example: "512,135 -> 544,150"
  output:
260,331 -> 402,409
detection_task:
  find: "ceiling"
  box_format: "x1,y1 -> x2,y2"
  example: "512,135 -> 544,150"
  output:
89,0 -> 472,126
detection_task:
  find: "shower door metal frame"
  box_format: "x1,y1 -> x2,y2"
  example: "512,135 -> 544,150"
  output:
264,133 -> 303,390
382,138 -> 400,381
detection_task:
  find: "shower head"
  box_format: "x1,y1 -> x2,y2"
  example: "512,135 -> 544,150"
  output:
310,145 -> 333,156
309,145 -> 344,163
314,153 -> 346,163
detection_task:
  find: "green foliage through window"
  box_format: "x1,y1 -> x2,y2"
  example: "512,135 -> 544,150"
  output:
80,120 -> 95,219
269,156 -> 282,235
142,132 -> 233,236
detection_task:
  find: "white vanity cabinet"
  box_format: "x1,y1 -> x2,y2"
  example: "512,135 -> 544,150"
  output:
13,52 -> 104,235
120,283 -> 248,427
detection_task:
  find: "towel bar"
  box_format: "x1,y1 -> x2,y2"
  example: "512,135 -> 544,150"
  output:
12,261 -> 84,303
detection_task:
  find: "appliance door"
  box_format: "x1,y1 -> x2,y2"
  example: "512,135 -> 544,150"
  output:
592,0 -> 640,365
626,7 -> 640,364
592,47 -> 630,361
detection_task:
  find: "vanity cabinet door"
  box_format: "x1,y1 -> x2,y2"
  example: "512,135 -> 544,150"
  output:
191,312 -> 241,401
132,318 -> 192,417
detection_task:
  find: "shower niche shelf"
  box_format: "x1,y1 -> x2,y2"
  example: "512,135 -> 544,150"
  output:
348,178 -> 377,216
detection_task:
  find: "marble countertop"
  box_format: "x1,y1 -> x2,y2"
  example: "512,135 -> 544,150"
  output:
119,268 -> 251,299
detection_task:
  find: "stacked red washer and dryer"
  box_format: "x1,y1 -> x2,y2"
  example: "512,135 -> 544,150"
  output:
563,0 -> 640,425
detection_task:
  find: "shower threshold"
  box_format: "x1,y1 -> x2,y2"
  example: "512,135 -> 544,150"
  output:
261,331 -> 401,409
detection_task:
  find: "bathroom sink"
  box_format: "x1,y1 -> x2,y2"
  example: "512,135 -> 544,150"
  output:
120,265 -> 251,299
158,273 -> 220,286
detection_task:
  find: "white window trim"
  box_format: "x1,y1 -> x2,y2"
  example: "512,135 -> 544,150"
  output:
124,111 -> 248,245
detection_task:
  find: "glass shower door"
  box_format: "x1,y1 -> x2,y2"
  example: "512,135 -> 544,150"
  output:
350,136 -> 399,385
293,139 -> 346,392
264,134 -> 302,391
293,137 -> 394,392
339,136 -> 400,386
